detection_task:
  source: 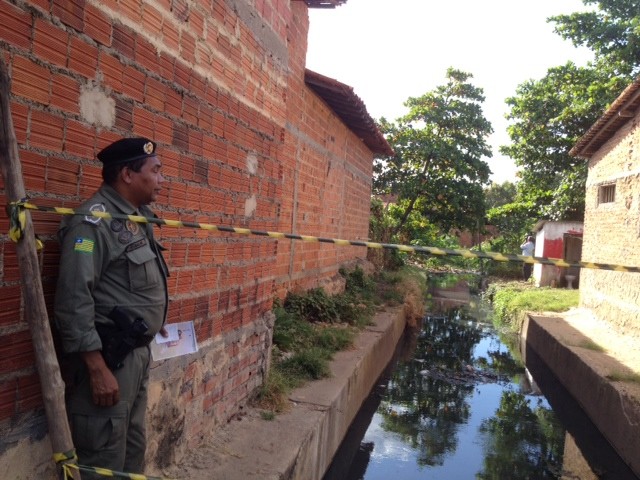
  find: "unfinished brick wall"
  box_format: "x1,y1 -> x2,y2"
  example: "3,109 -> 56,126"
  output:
0,0 -> 374,476
581,110 -> 640,337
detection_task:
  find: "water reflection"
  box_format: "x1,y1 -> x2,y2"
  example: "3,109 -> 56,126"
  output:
325,274 -> 565,480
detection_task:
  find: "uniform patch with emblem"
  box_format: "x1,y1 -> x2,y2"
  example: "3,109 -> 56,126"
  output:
84,203 -> 106,225
125,238 -> 148,252
110,219 -> 124,232
125,220 -> 140,235
74,237 -> 95,254
118,231 -> 133,244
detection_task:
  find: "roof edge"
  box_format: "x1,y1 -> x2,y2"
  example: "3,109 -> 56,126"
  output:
571,75 -> 640,159
304,69 -> 394,156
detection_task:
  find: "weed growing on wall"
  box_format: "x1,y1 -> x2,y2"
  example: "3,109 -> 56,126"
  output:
254,266 -> 425,414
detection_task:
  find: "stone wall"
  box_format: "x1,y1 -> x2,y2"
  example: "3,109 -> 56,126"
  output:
0,0 -> 375,476
581,110 -> 640,337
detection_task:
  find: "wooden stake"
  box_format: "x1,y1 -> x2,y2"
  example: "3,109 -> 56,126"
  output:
0,59 -> 81,479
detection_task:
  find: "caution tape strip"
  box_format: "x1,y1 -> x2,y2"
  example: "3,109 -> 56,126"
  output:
62,463 -> 176,479
7,201 -> 640,273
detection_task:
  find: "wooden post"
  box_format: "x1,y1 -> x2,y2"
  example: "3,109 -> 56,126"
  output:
0,59 -> 81,479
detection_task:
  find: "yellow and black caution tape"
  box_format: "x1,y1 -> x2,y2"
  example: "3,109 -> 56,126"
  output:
62,462 -> 176,479
6,199 -> 43,249
7,200 -> 640,273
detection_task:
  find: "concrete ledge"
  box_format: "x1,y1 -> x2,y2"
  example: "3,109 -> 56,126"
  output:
161,306 -> 407,480
521,314 -> 640,477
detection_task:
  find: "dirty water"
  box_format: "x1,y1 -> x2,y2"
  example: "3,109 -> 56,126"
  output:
324,274 -> 637,480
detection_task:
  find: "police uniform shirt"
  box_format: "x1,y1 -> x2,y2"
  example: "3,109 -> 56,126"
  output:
54,184 -> 168,354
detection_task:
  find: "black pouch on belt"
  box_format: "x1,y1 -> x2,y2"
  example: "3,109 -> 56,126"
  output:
96,306 -> 149,370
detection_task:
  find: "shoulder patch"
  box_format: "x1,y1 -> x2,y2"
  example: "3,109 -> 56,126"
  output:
74,237 -> 95,254
84,203 -> 106,225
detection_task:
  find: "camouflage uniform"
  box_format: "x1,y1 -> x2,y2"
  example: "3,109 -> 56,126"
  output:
54,183 -> 168,476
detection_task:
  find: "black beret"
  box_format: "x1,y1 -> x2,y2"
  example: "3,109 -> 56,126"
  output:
97,137 -> 157,165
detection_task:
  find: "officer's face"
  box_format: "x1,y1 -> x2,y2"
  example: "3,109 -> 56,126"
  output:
129,156 -> 164,206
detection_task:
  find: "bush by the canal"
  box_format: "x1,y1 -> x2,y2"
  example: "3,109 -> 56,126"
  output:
485,281 -> 579,333
254,266 -> 426,415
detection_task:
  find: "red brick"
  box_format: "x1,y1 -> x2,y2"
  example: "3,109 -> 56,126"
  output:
132,106 -> 154,138
156,117 -> 173,145
181,30 -> 196,63
45,157 -> 80,195
50,73 -> 80,114
79,163 -> 104,197
0,1 -> 32,49
135,35 -> 159,73
171,0 -> 189,22
83,2 -> 112,46
33,19 -> 69,68
11,102 -> 29,145
64,119 -> 95,158
115,97 -> 133,130
141,4 -> 163,39
162,21 -> 180,53
99,51 -> 123,91
165,87 -> 182,117
67,36 -> 98,78
53,0 -> 85,31
120,0 -> 143,23
112,23 -> 135,59
11,56 -> 50,104
0,330 -> 34,375
122,65 -> 145,102
189,8 -> 204,38
0,285 -> 22,327
144,76 -> 166,111
30,110 -> 64,151
21,150 -> 48,191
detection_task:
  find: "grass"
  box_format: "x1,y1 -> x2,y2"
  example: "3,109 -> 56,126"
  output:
253,265 -> 426,415
485,280 -> 579,333
605,371 -> 640,384
578,339 -> 607,352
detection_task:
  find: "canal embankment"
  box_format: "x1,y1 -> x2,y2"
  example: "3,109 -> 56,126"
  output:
160,305 -> 407,480
521,309 -> 640,478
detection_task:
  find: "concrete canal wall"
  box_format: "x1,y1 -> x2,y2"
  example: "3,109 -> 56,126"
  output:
160,305 -> 408,479
520,312 -> 640,478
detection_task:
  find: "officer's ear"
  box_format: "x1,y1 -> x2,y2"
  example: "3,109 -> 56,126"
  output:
120,165 -> 134,185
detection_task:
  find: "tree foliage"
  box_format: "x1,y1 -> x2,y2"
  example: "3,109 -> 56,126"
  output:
500,0 -> 638,224
373,68 -> 493,243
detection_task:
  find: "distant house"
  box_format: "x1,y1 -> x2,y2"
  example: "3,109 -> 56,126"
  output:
570,75 -> 640,336
531,220 -> 583,288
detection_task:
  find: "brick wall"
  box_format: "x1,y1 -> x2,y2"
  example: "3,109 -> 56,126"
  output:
0,0 -> 374,475
581,110 -> 640,336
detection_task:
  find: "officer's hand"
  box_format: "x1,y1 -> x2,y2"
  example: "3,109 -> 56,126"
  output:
159,326 -> 169,338
80,350 -> 120,407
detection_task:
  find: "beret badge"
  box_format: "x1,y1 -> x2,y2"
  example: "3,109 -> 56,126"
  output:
143,142 -> 154,154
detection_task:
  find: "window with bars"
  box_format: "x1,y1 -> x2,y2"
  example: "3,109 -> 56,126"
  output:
598,184 -> 616,204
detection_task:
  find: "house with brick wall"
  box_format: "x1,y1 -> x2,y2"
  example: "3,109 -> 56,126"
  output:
0,0 -> 392,477
570,75 -> 640,337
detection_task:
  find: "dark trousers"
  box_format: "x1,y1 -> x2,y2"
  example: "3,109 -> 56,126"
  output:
523,263 -> 533,281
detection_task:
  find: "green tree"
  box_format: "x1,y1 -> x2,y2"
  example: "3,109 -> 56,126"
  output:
501,0 -> 638,221
484,181 -> 517,211
374,68 -> 493,241
551,0 -> 640,77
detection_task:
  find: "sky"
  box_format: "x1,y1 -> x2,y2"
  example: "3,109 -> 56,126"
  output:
306,0 -> 595,184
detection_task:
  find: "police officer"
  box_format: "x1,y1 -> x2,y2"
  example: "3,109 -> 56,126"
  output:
54,137 -> 169,477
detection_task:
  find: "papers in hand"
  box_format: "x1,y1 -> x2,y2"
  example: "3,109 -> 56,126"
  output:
151,321 -> 198,361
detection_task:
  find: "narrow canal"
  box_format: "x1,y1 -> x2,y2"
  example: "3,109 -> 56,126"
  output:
324,274 -> 637,480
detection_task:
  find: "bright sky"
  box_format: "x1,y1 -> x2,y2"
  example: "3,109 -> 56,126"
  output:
306,0 -> 594,184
